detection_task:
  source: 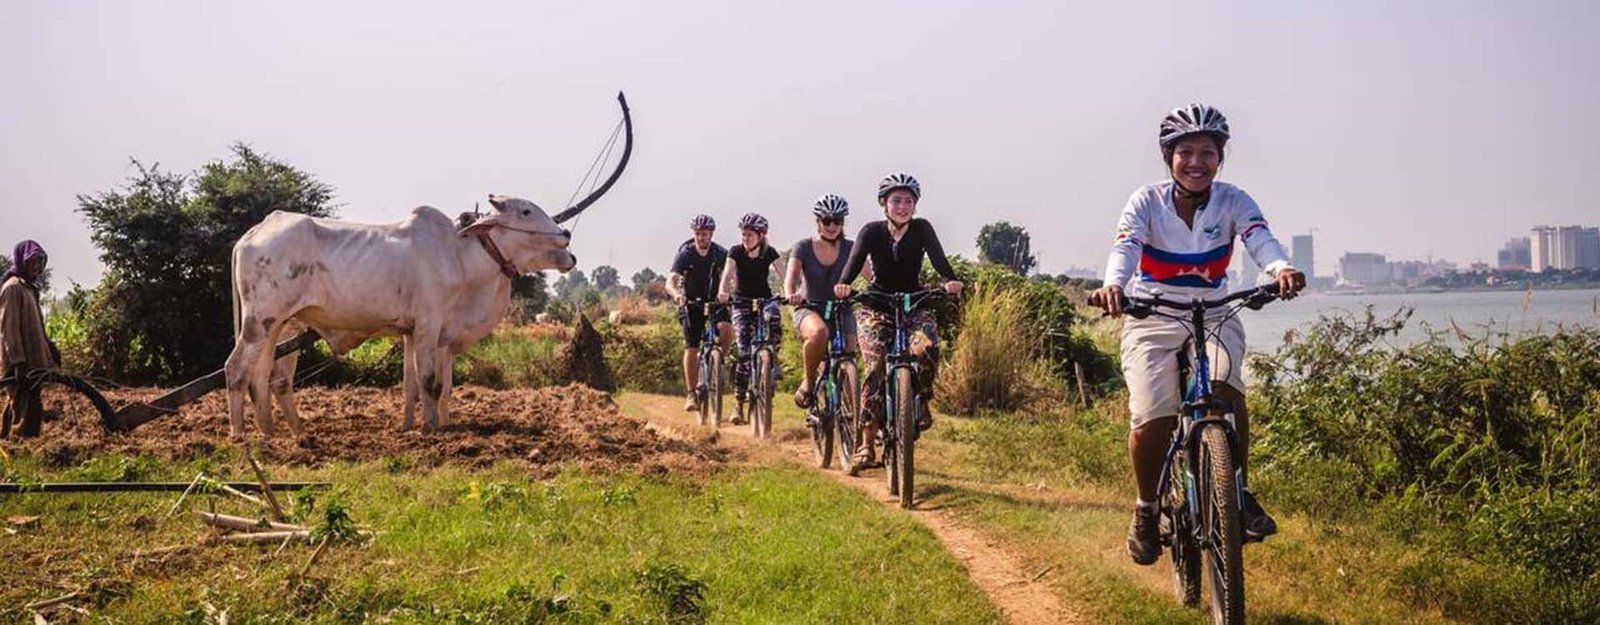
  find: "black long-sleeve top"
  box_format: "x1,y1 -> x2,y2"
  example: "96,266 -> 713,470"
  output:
837,218 -> 958,293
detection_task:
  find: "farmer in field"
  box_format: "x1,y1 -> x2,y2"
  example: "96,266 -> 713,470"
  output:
2,240 -> 58,438
668,215 -> 733,411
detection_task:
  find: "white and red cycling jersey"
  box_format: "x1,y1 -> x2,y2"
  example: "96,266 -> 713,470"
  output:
1102,180 -> 1294,302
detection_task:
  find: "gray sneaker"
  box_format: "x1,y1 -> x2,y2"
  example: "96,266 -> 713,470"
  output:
1240,488 -> 1278,542
1127,505 -> 1162,565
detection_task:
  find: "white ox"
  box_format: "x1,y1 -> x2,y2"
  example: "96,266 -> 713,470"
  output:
224,196 -> 577,437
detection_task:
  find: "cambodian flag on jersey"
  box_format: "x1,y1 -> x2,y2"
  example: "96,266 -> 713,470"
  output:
1138,243 -> 1233,289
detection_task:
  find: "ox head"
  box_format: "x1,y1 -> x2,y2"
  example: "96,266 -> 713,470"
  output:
458,194 -> 578,273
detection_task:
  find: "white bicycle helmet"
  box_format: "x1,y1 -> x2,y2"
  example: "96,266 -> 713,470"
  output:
877,172 -> 921,201
737,212 -> 769,233
1159,103 -> 1230,150
812,194 -> 850,219
689,214 -> 716,230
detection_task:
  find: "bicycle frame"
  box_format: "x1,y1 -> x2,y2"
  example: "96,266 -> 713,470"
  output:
686,299 -> 726,398
812,299 -> 854,419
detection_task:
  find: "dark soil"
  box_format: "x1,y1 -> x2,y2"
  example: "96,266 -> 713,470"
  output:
11,383 -> 725,475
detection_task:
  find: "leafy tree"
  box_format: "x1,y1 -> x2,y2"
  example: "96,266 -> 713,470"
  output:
511,271 -> 549,314
630,267 -> 660,293
976,221 -> 1037,275
592,265 -> 620,292
553,269 -> 590,301
76,144 -> 335,383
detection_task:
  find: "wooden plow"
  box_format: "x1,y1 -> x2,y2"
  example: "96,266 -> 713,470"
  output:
2,331 -> 319,436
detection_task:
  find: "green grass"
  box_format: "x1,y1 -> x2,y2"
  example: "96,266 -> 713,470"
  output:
2,453 -> 1000,624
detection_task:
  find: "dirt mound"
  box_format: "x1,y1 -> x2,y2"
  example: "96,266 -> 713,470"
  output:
12,384 -> 725,475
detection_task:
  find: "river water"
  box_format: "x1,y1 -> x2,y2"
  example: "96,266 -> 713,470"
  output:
1239,288 -> 1600,353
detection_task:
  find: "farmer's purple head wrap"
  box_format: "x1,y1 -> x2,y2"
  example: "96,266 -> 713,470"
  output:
3,240 -> 47,286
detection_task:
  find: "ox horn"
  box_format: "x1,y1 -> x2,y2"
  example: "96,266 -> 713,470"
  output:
551,92 -> 634,224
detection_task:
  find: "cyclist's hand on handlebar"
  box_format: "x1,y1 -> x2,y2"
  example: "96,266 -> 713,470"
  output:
943,280 -> 963,297
787,292 -> 804,306
716,292 -> 730,304
1276,269 -> 1307,300
674,293 -> 687,307
1089,285 -> 1125,317
832,284 -> 852,299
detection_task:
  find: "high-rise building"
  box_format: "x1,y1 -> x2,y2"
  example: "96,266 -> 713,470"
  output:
1291,234 -> 1316,278
1338,252 -> 1390,286
1577,227 -> 1600,269
1531,225 -> 1600,271
1498,237 -> 1532,271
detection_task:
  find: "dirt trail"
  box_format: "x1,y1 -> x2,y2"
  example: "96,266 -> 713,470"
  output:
624,394 -> 1081,625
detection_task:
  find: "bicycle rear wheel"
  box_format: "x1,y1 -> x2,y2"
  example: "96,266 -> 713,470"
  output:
1198,424 -> 1245,625
892,367 -> 916,509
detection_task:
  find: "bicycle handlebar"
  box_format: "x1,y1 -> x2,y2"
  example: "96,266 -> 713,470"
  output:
1088,283 -> 1282,317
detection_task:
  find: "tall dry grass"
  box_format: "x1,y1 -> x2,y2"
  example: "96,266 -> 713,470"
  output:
934,282 -> 1066,415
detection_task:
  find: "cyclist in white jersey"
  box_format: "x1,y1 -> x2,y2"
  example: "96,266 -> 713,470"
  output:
1090,103 -> 1305,565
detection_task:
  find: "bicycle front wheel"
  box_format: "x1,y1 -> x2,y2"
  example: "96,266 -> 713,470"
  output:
709,349 -> 724,428
833,361 -> 861,473
892,367 -> 916,509
1198,424 -> 1245,625
811,365 -> 836,469
753,350 -> 773,439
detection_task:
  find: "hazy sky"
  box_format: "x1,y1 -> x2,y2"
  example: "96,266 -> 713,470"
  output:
4,0 -> 1597,290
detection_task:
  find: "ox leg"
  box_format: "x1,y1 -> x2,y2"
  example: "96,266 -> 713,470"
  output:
225,320 -> 270,439
402,335 -> 418,431
271,350 -> 305,437
412,333 -> 444,431
435,349 -> 456,428
249,320 -> 288,437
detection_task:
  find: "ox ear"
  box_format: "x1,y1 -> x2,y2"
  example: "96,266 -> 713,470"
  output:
487,194 -> 507,211
458,211 -> 504,237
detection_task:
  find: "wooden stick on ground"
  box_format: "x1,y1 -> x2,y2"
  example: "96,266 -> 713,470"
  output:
194,511 -> 306,533
295,537 -> 333,580
24,590 -> 83,611
214,482 -> 267,509
163,472 -> 207,521
245,449 -> 287,522
213,530 -> 311,545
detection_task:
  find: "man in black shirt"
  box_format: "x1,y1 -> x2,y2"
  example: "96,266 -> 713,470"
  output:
668,215 -> 733,411
834,173 -> 963,474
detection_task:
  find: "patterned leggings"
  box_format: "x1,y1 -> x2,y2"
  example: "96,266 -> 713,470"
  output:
856,306 -> 939,427
731,300 -> 783,400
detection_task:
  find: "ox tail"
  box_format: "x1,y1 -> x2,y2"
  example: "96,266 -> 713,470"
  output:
231,247 -> 243,340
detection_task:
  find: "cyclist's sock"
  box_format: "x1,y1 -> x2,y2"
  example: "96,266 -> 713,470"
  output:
1135,499 -> 1158,512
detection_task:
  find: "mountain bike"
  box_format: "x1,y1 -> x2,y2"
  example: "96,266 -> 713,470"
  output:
685,299 -> 727,428
1099,283 -> 1281,625
799,298 -> 860,471
730,296 -> 784,439
856,288 -> 946,509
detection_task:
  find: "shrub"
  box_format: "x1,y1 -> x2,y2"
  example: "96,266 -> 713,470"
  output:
604,320 -> 684,395
934,281 -> 1064,415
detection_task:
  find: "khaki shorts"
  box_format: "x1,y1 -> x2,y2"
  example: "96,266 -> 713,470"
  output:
1120,313 -> 1246,429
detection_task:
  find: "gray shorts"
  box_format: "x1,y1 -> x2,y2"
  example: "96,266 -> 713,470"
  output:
1120,313 -> 1247,429
793,306 -> 858,338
